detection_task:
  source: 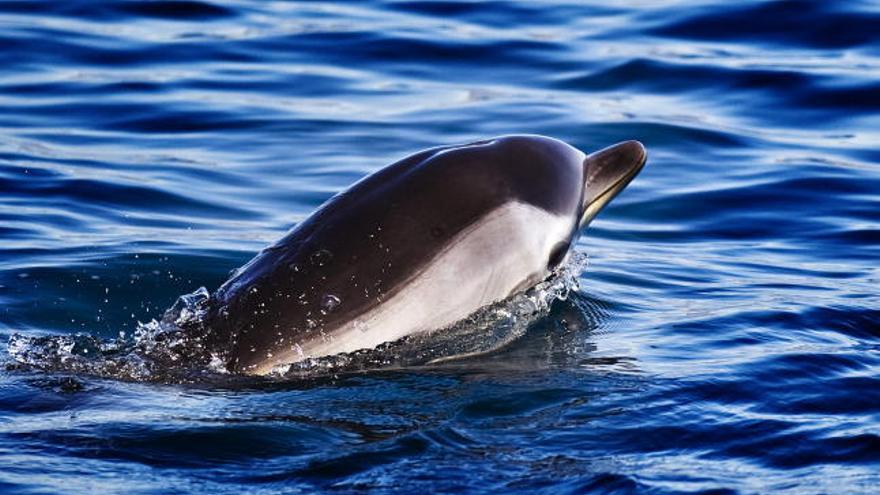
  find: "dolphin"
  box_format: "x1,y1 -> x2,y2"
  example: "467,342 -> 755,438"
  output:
201,135 -> 646,375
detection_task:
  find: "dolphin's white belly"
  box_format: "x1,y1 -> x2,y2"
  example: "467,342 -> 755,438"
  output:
257,201 -> 570,373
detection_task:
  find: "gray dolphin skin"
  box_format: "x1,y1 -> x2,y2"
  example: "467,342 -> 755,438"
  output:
202,135 -> 647,375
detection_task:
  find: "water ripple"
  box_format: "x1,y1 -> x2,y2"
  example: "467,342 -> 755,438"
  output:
1,0 -> 879,493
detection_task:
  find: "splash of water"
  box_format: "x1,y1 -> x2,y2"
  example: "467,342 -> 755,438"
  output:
6,255 -> 588,382
7,287 -> 220,382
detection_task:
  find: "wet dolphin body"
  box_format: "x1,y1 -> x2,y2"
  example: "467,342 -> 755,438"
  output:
202,135 -> 646,375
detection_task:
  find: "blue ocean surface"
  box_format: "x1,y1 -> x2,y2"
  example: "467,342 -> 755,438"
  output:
1,0 -> 879,493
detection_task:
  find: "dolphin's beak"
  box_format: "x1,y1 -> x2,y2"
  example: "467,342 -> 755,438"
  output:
579,140 -> 647,227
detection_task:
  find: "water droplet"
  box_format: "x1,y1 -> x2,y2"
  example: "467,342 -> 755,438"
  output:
321,294 -> 341,312
354,320 -> 368,333
311,249 -> 333,267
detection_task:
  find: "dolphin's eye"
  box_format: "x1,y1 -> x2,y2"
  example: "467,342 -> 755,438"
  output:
547,241 -> 570,270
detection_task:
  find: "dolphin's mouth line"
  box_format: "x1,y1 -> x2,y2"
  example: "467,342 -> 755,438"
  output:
579,150 -> 647,227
